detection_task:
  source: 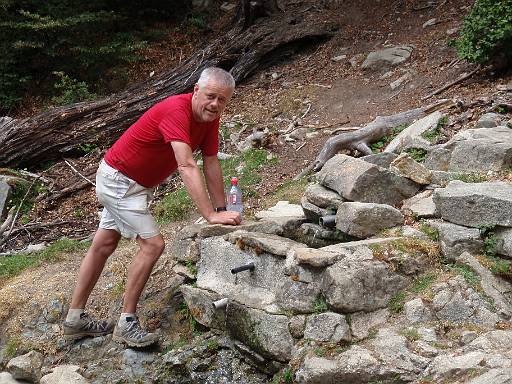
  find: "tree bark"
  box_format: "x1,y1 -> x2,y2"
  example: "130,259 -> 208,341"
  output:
0,0 -> 335,169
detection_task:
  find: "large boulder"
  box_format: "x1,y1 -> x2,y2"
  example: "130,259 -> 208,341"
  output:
316,155 -> 420,206
385,111 -> 443,154
433,181 -> 512,228
322,258 -> 408,313
495,227 -> 512,258
303,183 -> 344,209
430,221 -> 483,261
335,202 -> 404,238
226,302 -> 295,362
390,153 -> 432,185
6,350 -> 43,382
40,365 -> 88,384
303,312 -> 351,343
426,127 -> 512,172
402,190 -> 437,218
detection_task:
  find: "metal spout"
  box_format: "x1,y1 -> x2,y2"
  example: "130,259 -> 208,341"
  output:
231,261 -> 255,274
212,298 -> 229,310
319,215 -> 336,229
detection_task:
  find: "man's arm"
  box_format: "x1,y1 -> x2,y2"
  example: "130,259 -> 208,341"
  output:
171,141 -> 240,225
202,154 -> 226,209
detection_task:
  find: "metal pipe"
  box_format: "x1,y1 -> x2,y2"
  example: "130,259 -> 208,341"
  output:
212,298 -> 229,310
319,215 -> 336,229
231,261 -> 255,274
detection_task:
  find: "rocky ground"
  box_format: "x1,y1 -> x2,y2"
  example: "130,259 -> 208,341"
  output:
1,0 -> 512,383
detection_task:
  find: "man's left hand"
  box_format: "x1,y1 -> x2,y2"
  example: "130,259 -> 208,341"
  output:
206,211 -> 242,225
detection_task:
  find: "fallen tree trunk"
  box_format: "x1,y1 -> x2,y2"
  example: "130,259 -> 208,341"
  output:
0,0 -> 335,169
312,99 -> 453,172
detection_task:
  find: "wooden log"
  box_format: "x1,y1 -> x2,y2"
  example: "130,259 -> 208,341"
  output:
0,0 -> 335,169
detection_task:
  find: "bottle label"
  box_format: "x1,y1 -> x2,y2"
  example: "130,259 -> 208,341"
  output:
229,194 -> 238,204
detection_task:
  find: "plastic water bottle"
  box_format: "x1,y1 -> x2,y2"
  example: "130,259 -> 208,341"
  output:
226,177 -> 243,216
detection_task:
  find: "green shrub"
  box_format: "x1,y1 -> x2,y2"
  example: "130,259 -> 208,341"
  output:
51,71 -> 96,106
388,291 -> 406,313
0,0 -> 192,112
371,124 -> 408,152
455,0 -> 512,65
313,295 -> 328,313
405,148 -> 428,162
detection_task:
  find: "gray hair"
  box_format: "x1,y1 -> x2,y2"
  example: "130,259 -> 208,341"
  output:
197,67 -> 235,89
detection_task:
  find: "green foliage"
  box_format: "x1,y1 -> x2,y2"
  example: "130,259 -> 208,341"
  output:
155,149 -> 273,223
388,291 -> 406,313
411,273 -> 437,293
370,123 -> 408,152
185,261 -> 197,275
0,0 -> 192,111
496,105 -> 508,114
405,148 -> 428,162
283,369 -> 293,383
399,327 -> 420,341
186,11 -> 208,30
4,337 -> 21,359
487,256 -> 511,277
266,178 -> 309,206
451,172 -> 488,183
479,224 -> 498,256
154,187 -> 193,224
206,339 -> 220,352
419,222 -> 439,242
221,148 -> 273,189
313,294 -> 328,313
51,71 -> 96,106
455,0 -> 512,64
447,264 -> 480,287
7,178 -> 48,214
484,234 -> 499,257
421,116 -> 447,143
0,238 -> 89,278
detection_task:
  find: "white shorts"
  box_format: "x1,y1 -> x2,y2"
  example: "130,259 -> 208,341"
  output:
96,160 -> 159,239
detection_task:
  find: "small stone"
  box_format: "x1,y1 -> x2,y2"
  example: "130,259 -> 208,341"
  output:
331,55 -> 347,62
220,2 -> 237,11
422,18 -> 436,28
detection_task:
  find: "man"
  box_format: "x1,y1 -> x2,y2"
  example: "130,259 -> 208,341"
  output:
63,67 -> 241,347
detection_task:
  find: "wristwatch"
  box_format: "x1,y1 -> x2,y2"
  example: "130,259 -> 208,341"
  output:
215,206 -> 227,212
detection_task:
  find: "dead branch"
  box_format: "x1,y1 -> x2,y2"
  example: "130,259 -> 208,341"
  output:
0,207 -> 15,237
43,179 -> 94,203
0,178 -> 37,248
64,159 -> 96,186
312,99 -> 452,172
421,65 -> 481,101
4,220 -> 72,238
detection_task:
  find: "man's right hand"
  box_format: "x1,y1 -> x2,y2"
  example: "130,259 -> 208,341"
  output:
206,211 -> 242,225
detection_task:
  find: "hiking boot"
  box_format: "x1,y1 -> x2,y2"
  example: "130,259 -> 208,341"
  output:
112,316 -> 159,347
63,312 -> 114,339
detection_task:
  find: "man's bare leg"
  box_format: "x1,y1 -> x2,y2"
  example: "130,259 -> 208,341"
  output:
112,234 -> 164,347
122,234 -> 165,313
63,228 -> 121,338
70,228 -> 121,309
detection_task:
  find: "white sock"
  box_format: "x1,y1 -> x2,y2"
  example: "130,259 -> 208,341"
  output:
66,308 -> 84,323
118,312 -> 136,327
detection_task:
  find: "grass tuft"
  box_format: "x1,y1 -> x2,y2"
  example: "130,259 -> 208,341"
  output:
0,238 -> 90,279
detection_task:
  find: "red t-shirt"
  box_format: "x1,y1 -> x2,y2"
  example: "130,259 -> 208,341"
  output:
104,93 -> 219,187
